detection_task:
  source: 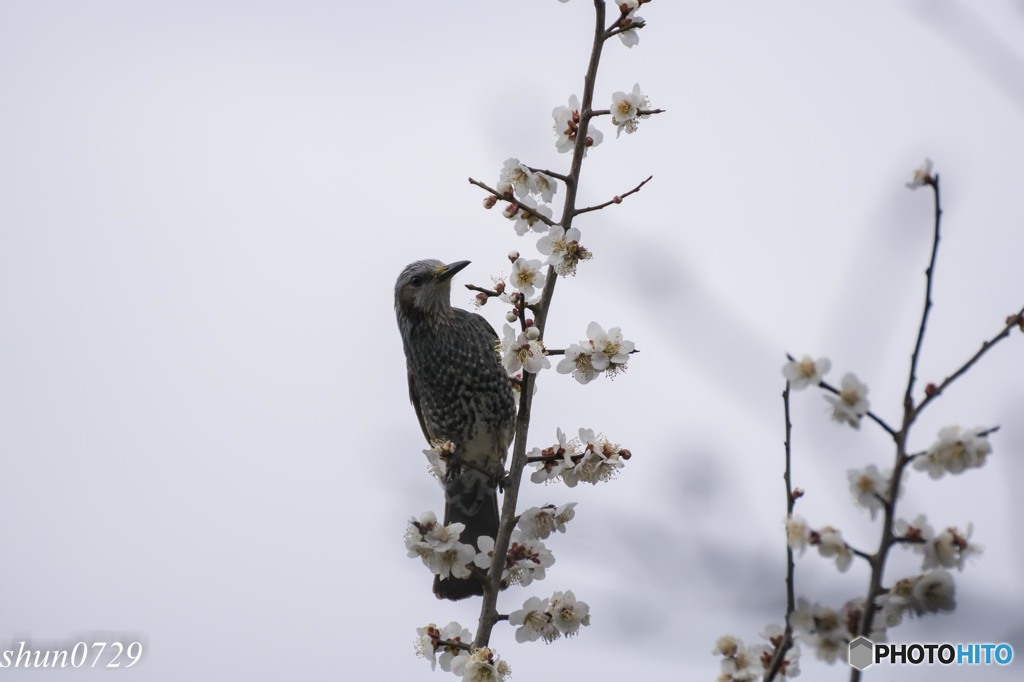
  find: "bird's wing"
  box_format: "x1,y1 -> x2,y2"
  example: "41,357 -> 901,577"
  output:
408,370 -> 432,444
464,310 -> 500,344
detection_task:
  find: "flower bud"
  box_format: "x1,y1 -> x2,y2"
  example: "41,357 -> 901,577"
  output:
505,310 -> 518,323
507,250 -> 520,262
483,195 -> 498,209
526,326 -> 540,341
475,292 -> 489,306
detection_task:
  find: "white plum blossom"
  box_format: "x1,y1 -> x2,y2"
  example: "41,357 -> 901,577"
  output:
555,342 -> 601,384
847,465 -> 890,520
506,530 -> 555,586
824,372 -> 870,428
548,590 -> 591,637
785,515 -> 811,554
749,627 -> 800,680
814,526 -> 853,572
414,622 -> 472,672
922,525 -> 981,572
713,635 -> 764,680
497,157 -> 532,198
910,569 -> 957,615
423,440 -> 455,483
405,513 -> 476,580
474,532 -> 555,587
790,598 -> 853,664
556,323 -> 635,382
530,171 -> 558,203
529,429 -> 573,483
782,355 -> 831,390
537,225 -> 592,275
610,82 -> 650,136
498,324 -> 550,374
505,195 -> 553,236
510,257 -> 546,300
905,158 -> 934,190
551,94 -> 603,153
586,321 -> 635,377
615,8 -> 645,47
562,428 -> 626,486
913,425 -> 992,478
449,647 -> 510,682
517,503 -> 577,540
509,595 -> 558,643
895,514 -> 936,570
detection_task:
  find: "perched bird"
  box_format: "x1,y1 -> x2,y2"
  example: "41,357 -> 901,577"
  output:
395,259 -> 517,600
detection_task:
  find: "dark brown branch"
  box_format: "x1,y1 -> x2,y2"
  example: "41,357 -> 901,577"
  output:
525,166 -> 572,185
853,177 -> 943,682
764,385 -> 797,681
903,175 -> 942,414
467,177 -> 558,228
589,108 -> 666,117
574,175 -> 653,216
474,0 -> 609,650
912,308 -> 1024,417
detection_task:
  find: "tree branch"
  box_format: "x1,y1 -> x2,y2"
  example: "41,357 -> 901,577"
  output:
473,0 -> 609,649
574,175 -> 653,216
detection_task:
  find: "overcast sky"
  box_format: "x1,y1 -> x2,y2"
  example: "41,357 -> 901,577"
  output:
2,1 -> 1023,680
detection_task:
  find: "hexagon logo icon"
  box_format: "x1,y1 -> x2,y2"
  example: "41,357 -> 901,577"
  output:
848,636 -> 874,670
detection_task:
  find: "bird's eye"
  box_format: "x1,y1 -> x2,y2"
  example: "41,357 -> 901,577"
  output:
410,275 -> 425,287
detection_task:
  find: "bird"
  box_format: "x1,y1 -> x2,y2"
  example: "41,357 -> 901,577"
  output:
395,259 -> 517,600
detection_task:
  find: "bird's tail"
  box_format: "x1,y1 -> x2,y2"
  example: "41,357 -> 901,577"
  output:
434,487 -> 499,601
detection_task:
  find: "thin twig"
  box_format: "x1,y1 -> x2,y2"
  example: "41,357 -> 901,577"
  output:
589,108 -> 666,117
467,177 -> 558,228
764,385 -> 797,681
574,175 -> 654,216
903,175 -> 942,414
525,166 -> 572,185
853,178 -> 943,682
913,308 -> 1024,417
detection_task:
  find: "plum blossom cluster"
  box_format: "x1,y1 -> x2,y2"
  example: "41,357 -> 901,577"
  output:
712,628 -> 801,681
475,531 -> 554,588
491,157 -> 557,235
782,355 -> 870,428
912,425 -> 993,478
415,622 -> 472,673
498,324 -> 550,374
415,625 -> 512,682
406,512 -> 476,582
556,322 -> 635,383
509,590 -> 591,644
786,516 -> 855,573
790,598 -> 868,663
528,427 -> 631,486
537,225 -> 592,276
894,514 -> 982,572
517,503 -> 577,540
874,569 -> 957,626
552,94 -> 603,154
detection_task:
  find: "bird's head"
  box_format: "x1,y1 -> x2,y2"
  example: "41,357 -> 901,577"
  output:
394,259 -> 471,323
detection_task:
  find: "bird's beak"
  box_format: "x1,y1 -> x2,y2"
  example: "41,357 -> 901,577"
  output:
436,260 -> 471,282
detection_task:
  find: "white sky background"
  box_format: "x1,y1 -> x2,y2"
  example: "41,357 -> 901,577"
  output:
1,0 -> 1023,679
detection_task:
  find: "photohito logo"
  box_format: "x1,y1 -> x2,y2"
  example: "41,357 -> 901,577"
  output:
848,636 -> 1014,670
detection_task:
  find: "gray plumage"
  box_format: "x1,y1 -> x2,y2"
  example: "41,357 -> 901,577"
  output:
395,259 -> 516,600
